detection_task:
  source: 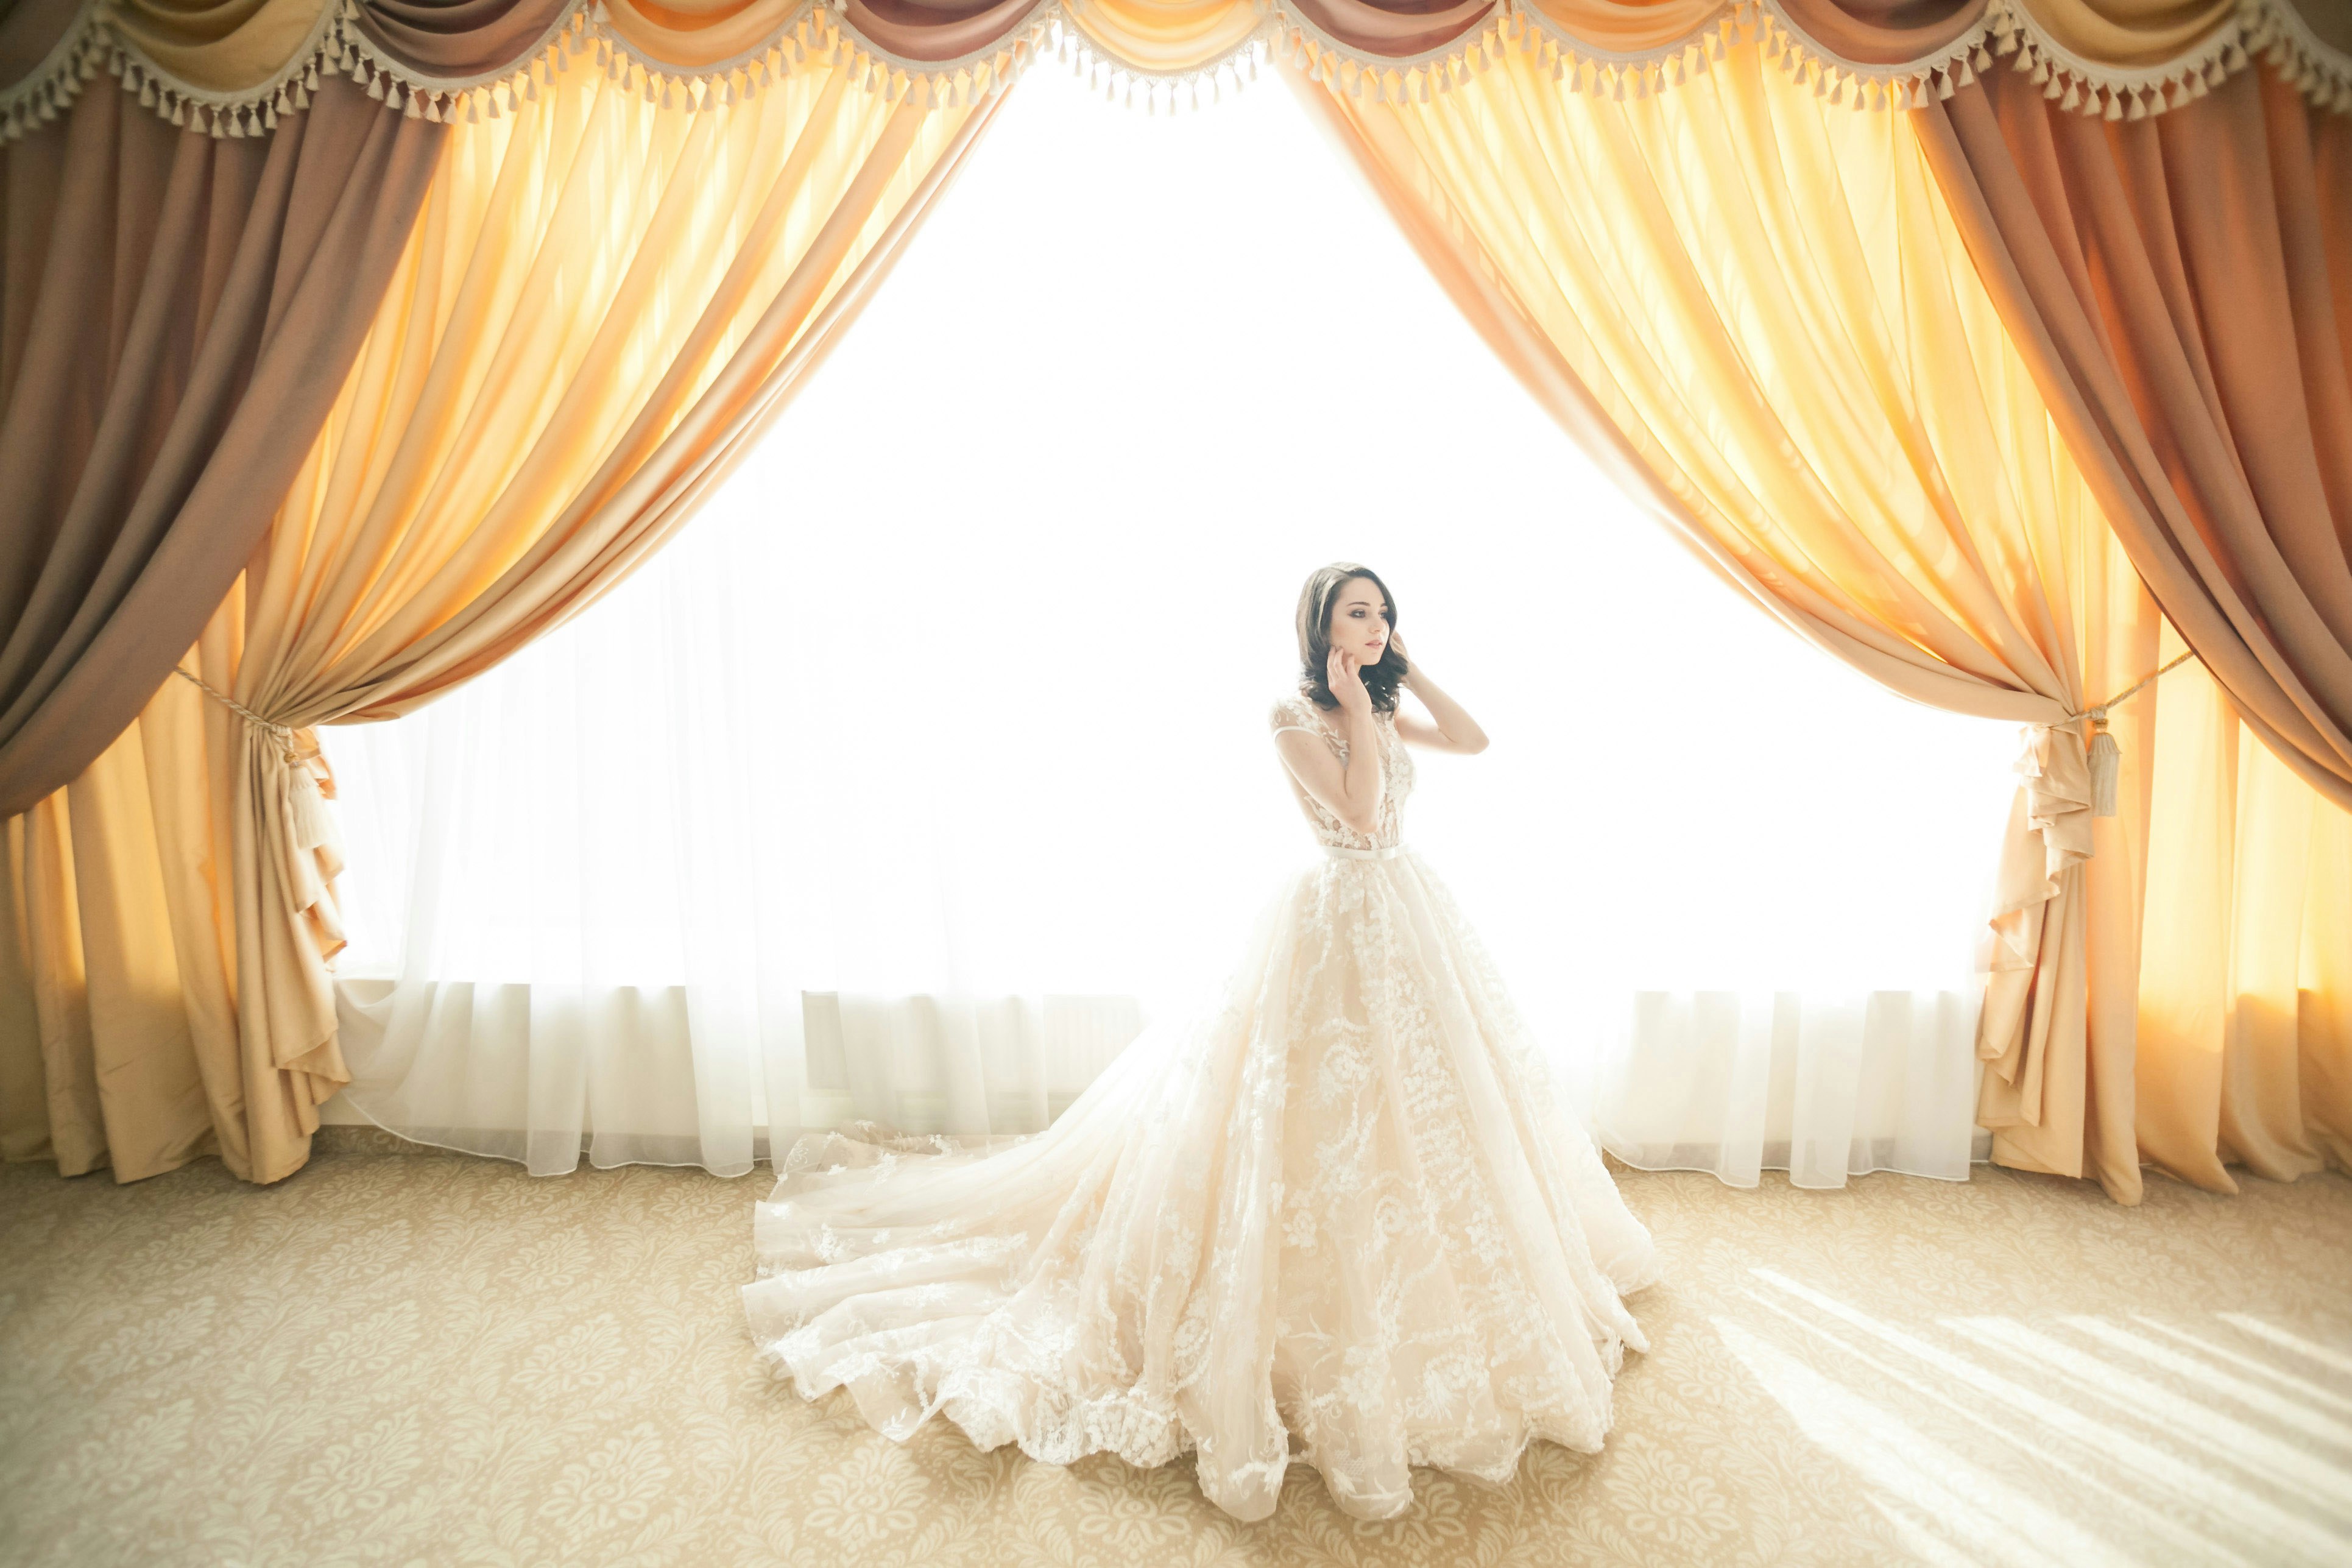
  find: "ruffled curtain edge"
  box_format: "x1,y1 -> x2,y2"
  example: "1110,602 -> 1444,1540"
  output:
3,0 -> 2346,147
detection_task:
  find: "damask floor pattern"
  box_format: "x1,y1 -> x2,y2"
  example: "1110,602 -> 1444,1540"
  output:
3,1132 -> 2349,1568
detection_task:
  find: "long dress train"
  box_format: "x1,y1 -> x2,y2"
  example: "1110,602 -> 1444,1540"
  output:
741,692 -> 1661,1521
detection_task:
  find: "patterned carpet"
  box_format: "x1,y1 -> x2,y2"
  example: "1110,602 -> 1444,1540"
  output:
3,1131 -> 2349,1568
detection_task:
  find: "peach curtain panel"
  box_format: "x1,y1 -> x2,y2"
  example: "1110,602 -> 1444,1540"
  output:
1288,33 -> 2343,1202
2134,631 -> 2352,1193
1,694 -> 226,1179
2,38 -> 998,1183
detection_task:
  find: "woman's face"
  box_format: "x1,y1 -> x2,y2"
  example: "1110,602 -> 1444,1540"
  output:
1326,577 -> 1391,668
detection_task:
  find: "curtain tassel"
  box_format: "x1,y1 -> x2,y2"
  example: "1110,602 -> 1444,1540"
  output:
2085,724 -> 2122,818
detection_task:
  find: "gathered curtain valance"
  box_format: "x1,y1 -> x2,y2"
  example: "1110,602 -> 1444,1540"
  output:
2,0 -> 2347,145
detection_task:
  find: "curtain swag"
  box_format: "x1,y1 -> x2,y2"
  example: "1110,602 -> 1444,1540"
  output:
2,0 -> 2346,146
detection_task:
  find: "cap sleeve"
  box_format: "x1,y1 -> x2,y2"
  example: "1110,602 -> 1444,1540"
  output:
1270,694 -> 1330,746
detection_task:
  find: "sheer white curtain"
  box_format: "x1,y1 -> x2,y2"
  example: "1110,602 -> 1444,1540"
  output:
325,61 -> 2018,1184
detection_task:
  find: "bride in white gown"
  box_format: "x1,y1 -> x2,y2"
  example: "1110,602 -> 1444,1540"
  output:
743,562 -> 1660,1521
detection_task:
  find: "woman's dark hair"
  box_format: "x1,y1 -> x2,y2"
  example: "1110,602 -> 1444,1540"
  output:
1296,563 -> 1407,713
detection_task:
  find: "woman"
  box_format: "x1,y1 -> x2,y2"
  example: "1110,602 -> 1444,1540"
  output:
743,562 -> 1659,1522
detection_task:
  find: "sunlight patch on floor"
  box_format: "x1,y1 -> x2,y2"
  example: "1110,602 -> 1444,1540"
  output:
1722,1268 -> 2352,1567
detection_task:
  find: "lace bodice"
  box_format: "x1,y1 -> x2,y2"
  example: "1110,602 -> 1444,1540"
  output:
1270,691 -> 1414,850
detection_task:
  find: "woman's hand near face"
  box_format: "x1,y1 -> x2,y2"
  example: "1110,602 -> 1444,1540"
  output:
1328,648 -> 1374,721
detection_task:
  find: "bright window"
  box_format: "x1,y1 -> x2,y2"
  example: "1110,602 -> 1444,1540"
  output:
330,60 -> 2021,1061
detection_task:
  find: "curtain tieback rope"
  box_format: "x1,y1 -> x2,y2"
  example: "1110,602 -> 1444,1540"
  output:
171,667 -> 343,901
2051,649 -> 2202,818
172,665 -> 302,759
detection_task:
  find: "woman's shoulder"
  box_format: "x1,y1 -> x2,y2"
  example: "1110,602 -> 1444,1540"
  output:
1268,690 -> 1324,735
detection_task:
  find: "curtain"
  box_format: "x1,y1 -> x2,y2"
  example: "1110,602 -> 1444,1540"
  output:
320,490 -> 1153,1175
203,29 -> 992,1184
1292,34 -> 2173,1197
1919,62 -> 2352,814
1,29 -> 998,1184
1590,991 -> 1983,1188
0,47 -> 437,1180
0,697 -> 225,1179
1910,62 -> 2352,1193
2133,633 -> 2352,1193
0,58 -> 440,819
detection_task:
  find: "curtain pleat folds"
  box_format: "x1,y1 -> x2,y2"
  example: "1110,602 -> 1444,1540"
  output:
1918,64 -> 2352,813
1299,34 -> 2351,1201
2135,630 -> 2352,1195
0,68 -> 440,1178
0,655 -> 247,1179
2,37 -> 995,1182
1912,59 -> 2352,1195
0,75 -> 442,821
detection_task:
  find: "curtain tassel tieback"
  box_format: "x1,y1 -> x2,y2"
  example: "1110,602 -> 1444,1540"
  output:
172,667 -> 344,903
2057,649 -> 2200,817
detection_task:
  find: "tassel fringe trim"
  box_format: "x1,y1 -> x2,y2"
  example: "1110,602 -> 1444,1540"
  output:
1985,0 -> 2248,122
2243,0 -> 2352,115
3,0 -> 2346,146
1048,15 -> 1267,115
596,1 -> 1054,115
0,2 -> 111,146
335,0 -> 593,127
1752,0 -> 1990,113
1509,0 -> 1774,106
1276,2 -> 1518,107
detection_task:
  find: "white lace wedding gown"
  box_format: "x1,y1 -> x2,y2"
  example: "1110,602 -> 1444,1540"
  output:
742,693 -> 1661,1521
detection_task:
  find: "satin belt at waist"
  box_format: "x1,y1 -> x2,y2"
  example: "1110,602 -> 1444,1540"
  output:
1324,842 -> 1405,861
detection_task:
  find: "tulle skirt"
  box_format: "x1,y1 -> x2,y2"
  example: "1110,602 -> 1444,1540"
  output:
741,846 -> 1661,1521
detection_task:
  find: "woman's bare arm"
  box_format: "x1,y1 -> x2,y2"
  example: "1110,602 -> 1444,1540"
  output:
1276,649 -> 1386,835
1391,637 -> 1489,754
